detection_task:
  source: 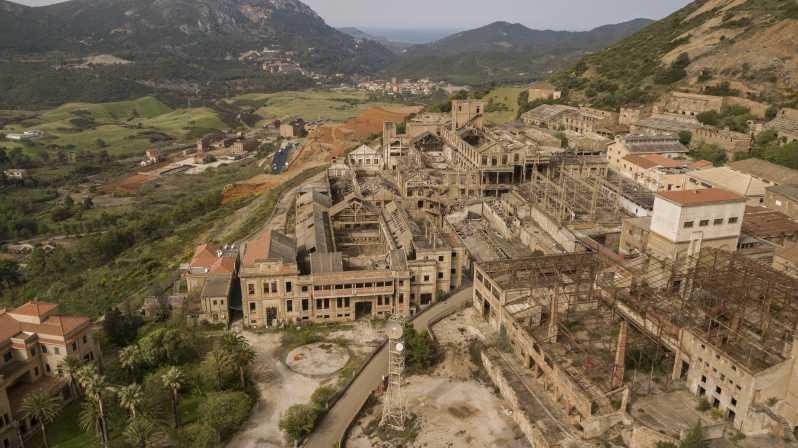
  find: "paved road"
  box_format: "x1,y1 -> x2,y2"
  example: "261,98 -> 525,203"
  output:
305,286 -> 474,448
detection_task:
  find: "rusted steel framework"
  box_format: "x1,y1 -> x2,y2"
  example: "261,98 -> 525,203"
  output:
479,252 -> 601,303
601,248 -> 798,372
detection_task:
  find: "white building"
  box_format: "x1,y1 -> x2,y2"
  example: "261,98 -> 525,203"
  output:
5,130 -> 43,141
3,169 -> 28,180
347,144 -> 383,172
620,189 -> 746,260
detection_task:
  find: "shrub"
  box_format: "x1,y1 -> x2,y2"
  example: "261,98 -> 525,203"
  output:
279,403 -> 320,442
695,398 -> 711,412
201,391 -> 254,440
403,324 -> 441,372
310,386 -> 336,410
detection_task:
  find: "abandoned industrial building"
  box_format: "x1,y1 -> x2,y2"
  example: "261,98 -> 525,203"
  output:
167,92 -> 798,447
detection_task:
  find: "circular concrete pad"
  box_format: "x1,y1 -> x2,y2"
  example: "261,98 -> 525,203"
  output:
286,342 -> 350,377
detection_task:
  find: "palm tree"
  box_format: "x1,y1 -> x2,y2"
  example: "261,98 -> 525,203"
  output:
78,400 -> 102,445
77,365 -> 111,447
20,391 -> 61,448
119,345 -> 145,379
123,417 -> 168,448
223,333 -> 256,389
117,383 -> 144,419
160,367 -> 183,429
58,356 -> 82,398
204,348 -> 233,390
232,343 -> 256,389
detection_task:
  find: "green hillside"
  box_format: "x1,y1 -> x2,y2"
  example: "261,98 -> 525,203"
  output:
0,97 -> 226,157
483,86 -> 526,124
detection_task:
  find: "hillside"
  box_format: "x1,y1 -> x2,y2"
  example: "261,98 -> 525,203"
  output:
386,19 -> 653,84
552,0 -> 798,109
338,27 -> 413,52
0,0 -> 396,107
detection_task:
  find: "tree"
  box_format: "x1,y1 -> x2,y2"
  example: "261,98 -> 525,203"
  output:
117,383 -> 144,419
766,105 -> 779,121
200,391 -> 253,441
20,391 -> 61,448
696,110 -> 720,126
119,345 -> 146,379
680,421 -> 709,448
203,347 -> 233,390
403,324 -> 441,371
310,386 -> 336,411
678,130 -> 692,146
103,308 -> 142,347
160,366 -> 184,429
279,403 -> 319,443
58,356 -> 82,399
77,365 -> 111,447
223,334 -> 256,389
123,417 -> 168,448
690,142 -> 726,166
0,260 -> 22,292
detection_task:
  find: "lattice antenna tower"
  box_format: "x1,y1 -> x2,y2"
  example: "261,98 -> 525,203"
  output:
380,313 -> 406,431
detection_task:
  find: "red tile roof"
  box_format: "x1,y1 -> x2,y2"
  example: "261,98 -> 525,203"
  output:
10,301 -> 57,317
190,244 -> 236,274
688,160 -> 713,170
0,303 -> 90,342
657,188 -> 745,206
623,154 -> 687,170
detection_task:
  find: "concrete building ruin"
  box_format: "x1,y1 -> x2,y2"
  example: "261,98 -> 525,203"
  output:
473,246 -> 798,444
238,168 -> 466,328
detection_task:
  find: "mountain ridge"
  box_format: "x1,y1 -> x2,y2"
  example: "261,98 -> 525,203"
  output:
385,18 -> 654,85
551,0 -> 798,109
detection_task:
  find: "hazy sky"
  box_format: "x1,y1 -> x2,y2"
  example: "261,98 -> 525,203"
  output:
12,0 -> 693,31
302,0 -> 693,31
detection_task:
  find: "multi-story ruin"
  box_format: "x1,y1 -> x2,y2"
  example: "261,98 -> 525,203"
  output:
238,167 -> 465,328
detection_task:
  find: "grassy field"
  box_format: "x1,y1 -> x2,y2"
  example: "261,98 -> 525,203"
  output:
231,90 -> 402,123
0,97 -> 227,158
484,86 -> 526,124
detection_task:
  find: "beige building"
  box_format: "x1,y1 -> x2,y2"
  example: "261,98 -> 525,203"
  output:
693,126 -> 752,161
659,91 -> 725,117
239,171 -> 465,329
347,145 -> 383,172
617,153 -> 692,192
522,104 -> 619,137
766,185 -> 798,220
620,189 -> 745,259
183,244 -> 238,325
766,108 -> 798,144
527,81 -> 562,102
630,112 -> 701,135
0,301 -> 98,447
728,158 -> 798,187
686,166 -> 767,206
607,134 -> 689,172
280,118 -> 306,139
618,105 -> 653,126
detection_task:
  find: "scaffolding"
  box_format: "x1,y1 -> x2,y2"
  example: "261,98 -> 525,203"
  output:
381,313 -> 407,431
522,169 -> 625,227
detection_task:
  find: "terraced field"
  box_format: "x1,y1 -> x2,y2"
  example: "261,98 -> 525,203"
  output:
0,97 -> 227,157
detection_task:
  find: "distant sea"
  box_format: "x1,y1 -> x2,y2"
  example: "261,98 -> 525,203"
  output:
357,27 -> 462,45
